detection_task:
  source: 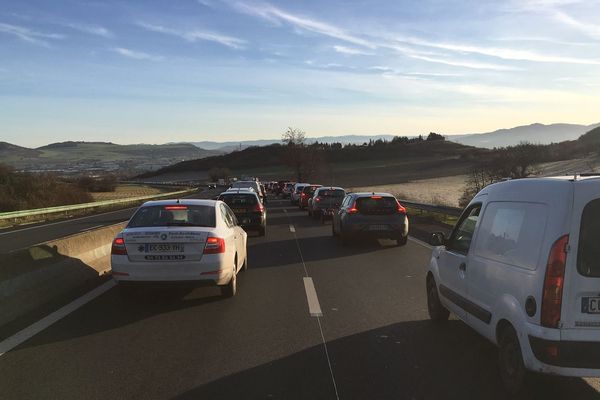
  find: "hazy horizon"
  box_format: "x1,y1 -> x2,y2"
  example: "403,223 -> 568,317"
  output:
2,0 -> 600,147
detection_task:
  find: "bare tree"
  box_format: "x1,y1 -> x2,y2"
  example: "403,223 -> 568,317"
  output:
281,127 -> 321,182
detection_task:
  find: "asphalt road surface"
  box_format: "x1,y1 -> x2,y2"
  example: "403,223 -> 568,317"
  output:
0,189 -> 217,254
1,198 -> 599,399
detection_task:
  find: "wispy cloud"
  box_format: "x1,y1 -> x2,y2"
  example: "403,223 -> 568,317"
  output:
112,47 -> 164,61
229,1 -> 376,48
409,55 -> 520,71
67,23 -> 113,38
137,22 -> 246,49
550,10 -> 600,39
398,37 -> 600,65
0,22 -> 65,45
333,45 -> 372,55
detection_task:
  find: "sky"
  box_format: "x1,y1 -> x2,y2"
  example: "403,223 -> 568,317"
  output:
1,0 -> 600,147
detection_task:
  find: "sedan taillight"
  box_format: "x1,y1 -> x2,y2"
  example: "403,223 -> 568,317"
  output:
204,236 -> 226,254
111,237 -> 127,255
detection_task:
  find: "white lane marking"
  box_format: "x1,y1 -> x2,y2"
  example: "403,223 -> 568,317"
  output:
0,280 -> 116,357
303,277 -> 323,317
80,225 -> 104,232
289,224 -> 296,233
408,236 -> 434,250
0,207 -> 137,236
286,214 -> 340,400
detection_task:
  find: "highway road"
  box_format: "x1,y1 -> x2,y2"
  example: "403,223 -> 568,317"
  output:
0,189 -> 218,254
1,198 -> 599,399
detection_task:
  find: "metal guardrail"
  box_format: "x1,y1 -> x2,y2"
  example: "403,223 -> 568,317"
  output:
0,188 -> 198,220
399,200 -> 463,217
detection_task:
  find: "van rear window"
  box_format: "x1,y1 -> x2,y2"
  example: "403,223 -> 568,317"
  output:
577,199 -> 600,277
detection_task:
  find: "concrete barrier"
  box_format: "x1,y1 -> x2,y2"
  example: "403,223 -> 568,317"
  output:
0,223 -> 125,328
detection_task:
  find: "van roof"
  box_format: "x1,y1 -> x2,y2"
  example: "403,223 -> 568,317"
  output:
476,176 -> 600,204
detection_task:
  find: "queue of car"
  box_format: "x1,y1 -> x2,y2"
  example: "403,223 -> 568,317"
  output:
110,174 -> 600,393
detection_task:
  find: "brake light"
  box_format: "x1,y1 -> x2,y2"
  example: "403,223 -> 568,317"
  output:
348,201 -> 358,214
111,237 -> 127,255
204,236 -> 225,254
541,235 -> 569,328
164,205 -> 188,210
254,203 -> 264,213
371,196 -> 382,199
396,200 -> 407,214
315,197 -> 321,202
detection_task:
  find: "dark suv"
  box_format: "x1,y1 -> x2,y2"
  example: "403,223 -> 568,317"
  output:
332,192 -> 408,246
218,189 -> 266,236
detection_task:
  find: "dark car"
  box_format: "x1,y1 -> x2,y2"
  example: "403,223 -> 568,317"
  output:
299,184 -> 322,209
218,189 -> 266,236
332,192 -> 408,246
308,187 -> 346,222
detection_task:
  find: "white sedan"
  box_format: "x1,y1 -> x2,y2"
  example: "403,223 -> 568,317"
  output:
111,199 -> 248,297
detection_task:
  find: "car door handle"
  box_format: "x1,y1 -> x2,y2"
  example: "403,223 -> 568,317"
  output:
459,262 -> 467,271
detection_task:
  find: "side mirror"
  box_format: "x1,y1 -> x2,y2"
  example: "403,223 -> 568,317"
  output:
430,232 -> 446,247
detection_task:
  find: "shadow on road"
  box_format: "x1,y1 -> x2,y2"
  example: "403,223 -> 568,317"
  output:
170,319 -> 600,400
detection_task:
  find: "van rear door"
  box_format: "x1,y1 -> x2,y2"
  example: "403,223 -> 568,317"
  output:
562,180 -> 600,336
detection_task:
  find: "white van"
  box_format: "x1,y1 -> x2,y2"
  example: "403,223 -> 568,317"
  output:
426,176 -> 600,393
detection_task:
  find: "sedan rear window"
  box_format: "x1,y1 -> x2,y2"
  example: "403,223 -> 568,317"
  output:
577,199 -> 600,277
356,196 -> 397,214
219,194 -> 258,206
128,205 -> 216,228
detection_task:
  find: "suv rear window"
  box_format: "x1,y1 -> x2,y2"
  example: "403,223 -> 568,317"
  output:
577,199 -> 600,277
128,205 -> 216,228
318,189 -> 345,197
219,194 -> 258,206
356,196 -> 397,215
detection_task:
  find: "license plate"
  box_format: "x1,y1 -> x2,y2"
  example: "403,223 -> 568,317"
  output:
242,218 -> 251,224
368,225 -> 389,231
582,297 -> 600,314
147,244 -> 184,253
145,255 -> 186,261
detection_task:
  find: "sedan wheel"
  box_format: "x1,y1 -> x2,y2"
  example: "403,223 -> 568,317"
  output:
221,267 -> 237,298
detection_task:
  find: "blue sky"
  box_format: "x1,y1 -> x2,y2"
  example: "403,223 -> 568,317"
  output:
1,0 -> 600,147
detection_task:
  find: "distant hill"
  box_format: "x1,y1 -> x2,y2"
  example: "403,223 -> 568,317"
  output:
0,141 -> 222,173
187,134 -> 397,152
140,137 -> 483,187
449,122 -> 600,148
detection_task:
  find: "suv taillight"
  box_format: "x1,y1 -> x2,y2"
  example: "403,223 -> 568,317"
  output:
111,237 -> 127,255
396,200 -> 407,214
204,236 -> 226,254
254,203 -> 264,213
347,201 -> 358,214
541,235 -> 569,328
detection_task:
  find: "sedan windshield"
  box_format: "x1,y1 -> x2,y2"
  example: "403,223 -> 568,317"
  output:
128,205 -> 216,228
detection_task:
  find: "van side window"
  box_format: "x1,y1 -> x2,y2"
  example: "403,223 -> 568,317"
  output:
577,199 -> 600,277
473,202 -> 547,270
447,204 -> 481,255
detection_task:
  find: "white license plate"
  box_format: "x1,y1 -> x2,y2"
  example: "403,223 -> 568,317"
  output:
368,225 -> 389,231
147,244 -> 184,253
145,255 -> 186,261
582,297 -> 600,314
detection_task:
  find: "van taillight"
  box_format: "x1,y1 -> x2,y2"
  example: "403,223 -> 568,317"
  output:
111,237 -> 127,255
204,236 -> 226,254
541,235 -> 569,328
